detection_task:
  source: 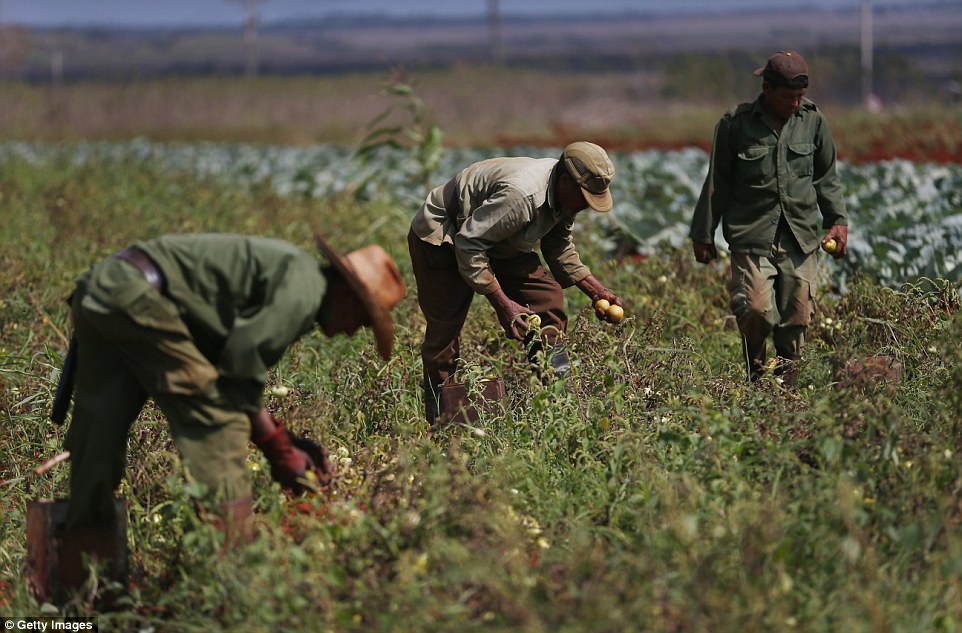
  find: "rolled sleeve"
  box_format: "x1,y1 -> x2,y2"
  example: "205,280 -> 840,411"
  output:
541,216 -> 590,288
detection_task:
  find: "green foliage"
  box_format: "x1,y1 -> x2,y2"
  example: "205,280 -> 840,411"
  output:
354,71 -> 445,196
2,150 -> 962,632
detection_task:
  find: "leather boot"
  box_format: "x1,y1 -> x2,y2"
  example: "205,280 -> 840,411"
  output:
774,354 -> 802,387
211,495 -> 254,549
424,383 -> 441,425
743,337 -> 768,383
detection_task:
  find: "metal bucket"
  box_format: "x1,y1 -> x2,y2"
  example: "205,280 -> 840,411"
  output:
25,453 -> 129,605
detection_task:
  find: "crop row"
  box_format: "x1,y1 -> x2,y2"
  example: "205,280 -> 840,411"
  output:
2,140 -> 959,286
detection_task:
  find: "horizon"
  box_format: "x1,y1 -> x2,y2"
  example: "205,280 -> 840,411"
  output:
0,0 -> 950,28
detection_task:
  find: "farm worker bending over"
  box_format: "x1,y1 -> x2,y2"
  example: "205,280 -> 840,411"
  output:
689,51 -> 848,386
408,141 -> 623,423
61,233 -> 405,543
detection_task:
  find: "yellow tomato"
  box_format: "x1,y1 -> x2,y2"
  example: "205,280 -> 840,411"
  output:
595,299 -> 610,312
526,314 -> 542,328
606,304 -> 625,324
822,238 -> 837,254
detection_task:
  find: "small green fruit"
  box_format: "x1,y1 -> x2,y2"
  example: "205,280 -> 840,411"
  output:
822,238 -> 837,254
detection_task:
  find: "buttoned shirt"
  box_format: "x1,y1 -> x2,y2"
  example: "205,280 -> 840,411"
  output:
411,156 -> 591,295
135,234 -> 325,411
690,96 -> 847,255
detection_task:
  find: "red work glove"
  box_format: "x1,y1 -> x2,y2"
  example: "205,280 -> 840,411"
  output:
692,241 -> 718,264
253,418 -> 330,493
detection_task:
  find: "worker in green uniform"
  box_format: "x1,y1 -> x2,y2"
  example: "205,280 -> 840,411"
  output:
689,51 -> 848,385
61,233 -> 405,542
408,141 -> 623,422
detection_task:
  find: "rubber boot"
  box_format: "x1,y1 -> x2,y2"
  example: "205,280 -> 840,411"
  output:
525,332 -> 570,382
546,344 -> 571,380
211,495 -> 254,550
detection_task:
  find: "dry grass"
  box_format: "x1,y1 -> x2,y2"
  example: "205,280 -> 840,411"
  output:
0,67 -> 960,162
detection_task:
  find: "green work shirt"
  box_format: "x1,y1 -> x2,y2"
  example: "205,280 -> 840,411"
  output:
411,156 -> 591,295
136,234 -> 326,412
689,96 -> 847,255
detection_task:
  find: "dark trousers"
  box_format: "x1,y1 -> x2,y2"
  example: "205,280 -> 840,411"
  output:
408,229 -> 567,400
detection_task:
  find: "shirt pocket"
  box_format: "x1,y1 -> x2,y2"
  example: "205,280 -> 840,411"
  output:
735,145 -> 774,186
788,142 -> 815,177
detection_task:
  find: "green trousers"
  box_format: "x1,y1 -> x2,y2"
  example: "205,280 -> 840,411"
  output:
64,257 -> 251,528
727,224 -> 817,379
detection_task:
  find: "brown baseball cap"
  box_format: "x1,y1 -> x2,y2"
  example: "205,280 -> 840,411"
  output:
314,233 -> 406,360
754,51 -> 809,89
562,141 -> 615,213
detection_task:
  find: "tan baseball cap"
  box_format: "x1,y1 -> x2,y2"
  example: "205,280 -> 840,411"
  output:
754,50 -> 809,89
562,141 -> 615,212
314,233 -> 406,360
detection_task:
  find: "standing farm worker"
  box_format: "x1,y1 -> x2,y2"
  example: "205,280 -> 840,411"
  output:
408,141 -> 623,422
59,232 -> 406,545
689,51 -> 848,386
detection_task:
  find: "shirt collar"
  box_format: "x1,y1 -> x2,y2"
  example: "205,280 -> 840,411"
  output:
547,161 -> 560,212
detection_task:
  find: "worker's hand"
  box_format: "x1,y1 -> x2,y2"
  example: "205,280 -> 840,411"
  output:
484,288 -> 529,342
575,275 -> 622,320
289,434 -> 333,484
692,241 -> 718,264
823,225 -> 848,259
253,417 -> 328,494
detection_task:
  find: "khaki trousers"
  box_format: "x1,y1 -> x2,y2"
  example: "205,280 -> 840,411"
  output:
727,225 -> 816,380
64,257 -> 251,529
408,229 -> 567,406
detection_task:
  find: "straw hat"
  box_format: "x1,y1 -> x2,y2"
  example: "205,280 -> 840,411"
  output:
314,233 -> 406,360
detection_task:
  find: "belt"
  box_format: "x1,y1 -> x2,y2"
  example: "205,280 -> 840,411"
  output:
114,247 -> 165,292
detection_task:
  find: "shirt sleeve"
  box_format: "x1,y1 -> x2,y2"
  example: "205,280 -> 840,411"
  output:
541,214 -> 590,288
812,113 -> 848,228
690,116 -> 733,243
216,256 -> 323,412
454,185 -> 532,294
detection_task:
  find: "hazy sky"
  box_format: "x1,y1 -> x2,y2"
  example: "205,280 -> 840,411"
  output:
0,0 -> 936,27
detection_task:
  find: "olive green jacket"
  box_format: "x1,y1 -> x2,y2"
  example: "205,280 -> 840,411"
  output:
690,96 -> 847,255
411,156 -> 591,295
136,234 -> 326,412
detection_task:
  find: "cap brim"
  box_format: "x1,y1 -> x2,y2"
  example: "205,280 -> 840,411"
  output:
314,233 -> 395,360
583,187 -> 613,213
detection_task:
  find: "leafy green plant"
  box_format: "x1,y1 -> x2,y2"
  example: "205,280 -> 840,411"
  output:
2,146 -> 962,632
353,69 -> 445,197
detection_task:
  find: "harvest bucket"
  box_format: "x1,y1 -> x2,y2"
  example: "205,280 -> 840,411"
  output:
437,377 -> 506,426
25,452 -> 129,605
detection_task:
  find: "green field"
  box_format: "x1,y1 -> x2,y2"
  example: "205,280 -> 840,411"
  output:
2,128 -> 962,632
